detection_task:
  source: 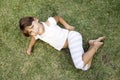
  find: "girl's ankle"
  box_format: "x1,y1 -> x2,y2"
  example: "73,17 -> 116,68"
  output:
94,42 -> 103,49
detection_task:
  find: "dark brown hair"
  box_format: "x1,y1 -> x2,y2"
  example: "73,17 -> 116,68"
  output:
19,17 -> 34,37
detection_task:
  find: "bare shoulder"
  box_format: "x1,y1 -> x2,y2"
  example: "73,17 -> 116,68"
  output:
53,16 -> 59,22
44,16 -> 59,26
45,20 -> 50,26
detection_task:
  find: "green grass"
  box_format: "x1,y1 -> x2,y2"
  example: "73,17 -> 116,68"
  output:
0,0 -> 120,80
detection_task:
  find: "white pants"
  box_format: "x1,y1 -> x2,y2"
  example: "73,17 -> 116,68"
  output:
68,31 -> 88,71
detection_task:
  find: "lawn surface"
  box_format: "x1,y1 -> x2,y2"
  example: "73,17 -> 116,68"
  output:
0,0 -> 120,80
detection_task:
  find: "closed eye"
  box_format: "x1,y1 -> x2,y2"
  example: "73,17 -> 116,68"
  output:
30,25 -> 34,29
29,31 -> 32,34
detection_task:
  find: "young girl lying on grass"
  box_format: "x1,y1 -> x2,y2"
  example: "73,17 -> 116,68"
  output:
19,16 -> 105,71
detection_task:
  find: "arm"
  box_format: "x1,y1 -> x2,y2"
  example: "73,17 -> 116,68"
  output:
54,16 -> 75,31
26,36 -> 36,55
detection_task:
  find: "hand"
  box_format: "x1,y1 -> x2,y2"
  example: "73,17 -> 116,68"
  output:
66,25 -> 75,31
26,48 -> 32,55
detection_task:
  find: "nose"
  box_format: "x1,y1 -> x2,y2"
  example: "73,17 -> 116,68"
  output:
33,29 -> 37,33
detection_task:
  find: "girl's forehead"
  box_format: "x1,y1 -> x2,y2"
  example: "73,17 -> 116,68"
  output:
25,25 -> 32,30
24,27 -> 30,31
25,21 -> 36,30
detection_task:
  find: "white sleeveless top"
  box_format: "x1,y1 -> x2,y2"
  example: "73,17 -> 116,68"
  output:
34,17 -> 69,51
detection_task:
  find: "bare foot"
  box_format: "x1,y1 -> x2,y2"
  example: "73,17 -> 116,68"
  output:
89,36 -> 105,46
89,40 -> 94,46
96,36 -> 106,42
94,42 -> 103,49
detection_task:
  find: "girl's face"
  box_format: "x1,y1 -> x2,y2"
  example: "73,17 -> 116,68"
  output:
25,18 -> 41,36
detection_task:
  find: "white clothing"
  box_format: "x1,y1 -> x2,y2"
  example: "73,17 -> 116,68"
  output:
34,17 -> 69,51
68,31 -> 89,71
68,31 -> 84,69
34,17 -> 88,70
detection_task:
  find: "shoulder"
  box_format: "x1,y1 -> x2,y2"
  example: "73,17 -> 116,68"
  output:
44,17 -> 57,26
32,35 -> 39,40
